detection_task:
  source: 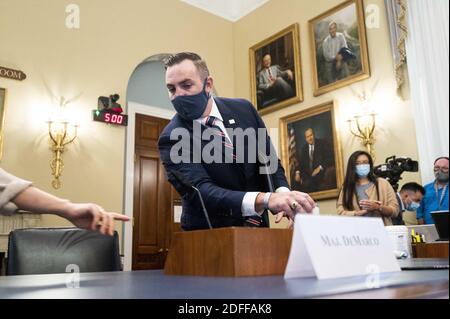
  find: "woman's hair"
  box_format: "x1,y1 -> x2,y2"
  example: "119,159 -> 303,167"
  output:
341,150 -> 379,210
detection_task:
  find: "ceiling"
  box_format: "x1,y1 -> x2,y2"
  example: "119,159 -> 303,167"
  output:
180,0 -> 270,22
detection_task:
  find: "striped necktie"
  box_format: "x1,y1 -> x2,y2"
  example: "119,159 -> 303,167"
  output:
205,116 -> 236,160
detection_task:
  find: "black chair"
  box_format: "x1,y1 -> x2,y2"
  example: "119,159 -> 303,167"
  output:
6,227 -> 121,275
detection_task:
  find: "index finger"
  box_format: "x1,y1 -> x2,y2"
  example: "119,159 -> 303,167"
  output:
109,212 -> 131,221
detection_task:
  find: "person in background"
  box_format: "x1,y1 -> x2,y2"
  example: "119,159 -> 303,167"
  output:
416,156 -> 449,225
337,150 -> 399,225
0,168 -> 129,236
392,182 -> 426,225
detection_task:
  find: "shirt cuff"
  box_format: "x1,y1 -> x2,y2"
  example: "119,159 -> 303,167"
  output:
241,187 -> 291,217
241,192 -> 260,217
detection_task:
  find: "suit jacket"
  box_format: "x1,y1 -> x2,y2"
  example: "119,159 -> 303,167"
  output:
257,65 -> 285,91
298,138 -> 333,181
158,97 -> 289,230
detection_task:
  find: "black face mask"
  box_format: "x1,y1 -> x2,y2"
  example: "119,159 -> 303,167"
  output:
171,79 -> 210,120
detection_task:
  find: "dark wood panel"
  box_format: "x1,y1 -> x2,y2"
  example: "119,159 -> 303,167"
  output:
132,113 -> 174,270
413,242 -> 449,258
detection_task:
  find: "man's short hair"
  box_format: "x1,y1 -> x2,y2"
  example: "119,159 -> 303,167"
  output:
400,182 -> 426,196
434,156 -> 449,165
163,52 -> 210,81
329,21 -> 337,29
304,128 -> 314,135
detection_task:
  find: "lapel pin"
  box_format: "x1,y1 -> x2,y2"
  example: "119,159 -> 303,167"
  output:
229,119 -> 235,124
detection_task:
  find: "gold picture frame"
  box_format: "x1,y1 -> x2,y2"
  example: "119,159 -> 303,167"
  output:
0,87 -> 7,160
249,23 -> 303,115
309,0 -> 370,96
280,101 -> 344,200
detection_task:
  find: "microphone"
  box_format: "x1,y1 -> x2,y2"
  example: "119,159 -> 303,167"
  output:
171,170 -> 213,229
258,152 -> 276,227
258,151 -> 275,193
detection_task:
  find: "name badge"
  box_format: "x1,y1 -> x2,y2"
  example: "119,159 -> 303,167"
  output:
284,215 -> 401,280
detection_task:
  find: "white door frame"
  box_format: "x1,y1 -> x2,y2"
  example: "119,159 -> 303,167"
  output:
123,101 -> 175,271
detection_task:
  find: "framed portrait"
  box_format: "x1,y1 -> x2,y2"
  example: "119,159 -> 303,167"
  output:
249,23 -> 303,115
309,0 -> 370,96
280,101 -> 344,200
0,87 -> 7,160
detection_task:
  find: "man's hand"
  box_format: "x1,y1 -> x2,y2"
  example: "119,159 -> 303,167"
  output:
269,191 -> 315,221
335,54 -> 343,70
268,78 -> 276,87
275,211 -> 294,228
286,69 -> 294,80
311,166 -> 322,177
63,203 -> 130,236
294,170 -> 302,183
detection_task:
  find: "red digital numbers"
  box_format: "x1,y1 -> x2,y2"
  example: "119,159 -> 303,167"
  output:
104,113 -> 123,124
93,109 -> 127,126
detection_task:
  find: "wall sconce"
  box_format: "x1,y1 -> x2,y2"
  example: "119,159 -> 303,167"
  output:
46,120 -> 78,189
347,112 -> 377,158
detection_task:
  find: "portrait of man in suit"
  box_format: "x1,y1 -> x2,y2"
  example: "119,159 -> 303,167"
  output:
295,127 -> 336,193
284,106 -> 341,198
250,24 -> 303,115
158,52 -> 315,231
257,53 -> 295,109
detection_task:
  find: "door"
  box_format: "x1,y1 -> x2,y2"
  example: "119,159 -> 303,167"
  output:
132,114 -> 172,270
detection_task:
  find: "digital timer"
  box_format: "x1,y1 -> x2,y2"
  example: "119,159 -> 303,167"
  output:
92,110 -> 128,126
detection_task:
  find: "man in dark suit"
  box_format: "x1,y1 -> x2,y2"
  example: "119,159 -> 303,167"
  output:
295,128 -> 335,193
158,52 -> 315,231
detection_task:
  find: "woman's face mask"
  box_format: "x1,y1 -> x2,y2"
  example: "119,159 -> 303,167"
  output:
355,164 -> 370,177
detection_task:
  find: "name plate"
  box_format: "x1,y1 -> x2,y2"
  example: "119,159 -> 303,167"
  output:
284,215 -> 401,280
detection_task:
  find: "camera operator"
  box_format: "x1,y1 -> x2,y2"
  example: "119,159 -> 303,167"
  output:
416,156 -> 449,225
392,182 -> 425,225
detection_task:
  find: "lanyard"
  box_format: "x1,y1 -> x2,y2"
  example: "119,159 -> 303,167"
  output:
434,182 -> 448,210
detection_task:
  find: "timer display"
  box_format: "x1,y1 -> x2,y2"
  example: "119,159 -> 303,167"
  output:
93,110 -> 128,126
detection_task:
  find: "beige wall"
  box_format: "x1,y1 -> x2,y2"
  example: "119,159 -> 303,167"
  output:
0,0 -> 421,235
232,0 -> 420,226
0,0 -> 235,246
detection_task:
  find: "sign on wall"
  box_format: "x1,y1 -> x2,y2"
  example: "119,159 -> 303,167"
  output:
0,66 -> 27,81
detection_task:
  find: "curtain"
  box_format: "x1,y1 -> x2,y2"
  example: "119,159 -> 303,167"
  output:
405,0 -> 449,183
385,0 -> 408,98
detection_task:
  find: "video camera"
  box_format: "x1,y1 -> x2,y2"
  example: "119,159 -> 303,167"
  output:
374,155 -> 419,191
97,94 -> 123,114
